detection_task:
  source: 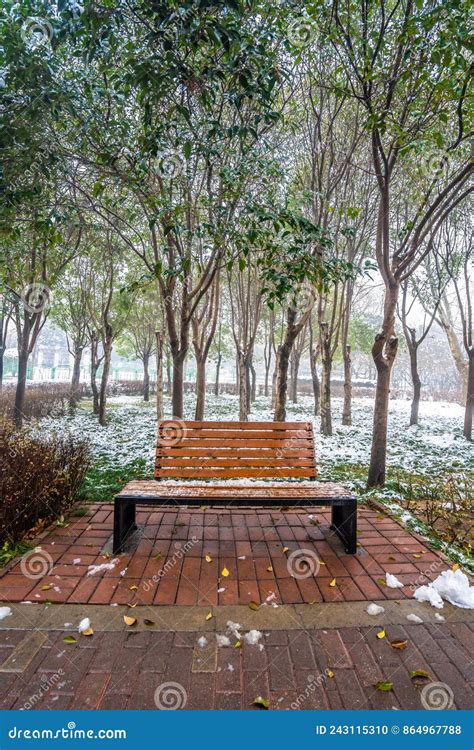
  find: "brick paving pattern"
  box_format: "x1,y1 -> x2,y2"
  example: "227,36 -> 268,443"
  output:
0,504 -> 451,607
0,622 -> 472,710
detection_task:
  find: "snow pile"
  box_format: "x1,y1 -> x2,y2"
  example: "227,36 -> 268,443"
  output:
414,569 -> 474,610
406,614 -> 423,624
197,636 -> 208,648
215,621 -> 264,648
386,573 -> 404,589
78,617 -> 91,633
0,607 -> 12,620
366,603 -> 385,616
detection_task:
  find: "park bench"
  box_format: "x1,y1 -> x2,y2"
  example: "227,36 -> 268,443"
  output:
113,420 -> 357,554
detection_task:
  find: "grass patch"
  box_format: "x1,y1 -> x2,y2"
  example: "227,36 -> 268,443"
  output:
0,541 -> 32,568
78,458 -> 152,504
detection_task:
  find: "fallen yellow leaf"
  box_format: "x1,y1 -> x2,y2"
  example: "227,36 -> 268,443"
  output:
326,669 -> 335,678
205,611 -> 213,621
329,578 -> 337,587
41,584 -> 52,591
266,565 -> 273,573
129,585 -> 138,591
221,567 -> 230,577
205,554 -> 212,563
234,640 -> 241,648
390,639 -> 408,650
124,615 -> 137,626
377,629 -> 386,639
81,627 -> 94,637
282,547 -> 289,554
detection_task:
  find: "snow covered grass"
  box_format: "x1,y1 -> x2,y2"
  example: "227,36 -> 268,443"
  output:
37,392 -> 473,568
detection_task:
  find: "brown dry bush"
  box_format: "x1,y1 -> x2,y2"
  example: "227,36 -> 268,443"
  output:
0,383 -> 88,421
0,419 -> 90,545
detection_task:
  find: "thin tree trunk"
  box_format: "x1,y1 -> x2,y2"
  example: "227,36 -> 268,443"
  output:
249,361 -> 256,403
463,351 -> 473,441
367,283 -> 400,487
98,337 -> 112,426
166,351 -> 172,396
238,354 -> 248,421
214,352 -> 222,396
172,352 -> 186,418
90,336 -> 100,415
195,357 -> 206,421
69,346 -> 83,412
155,331 -> 164,420
309,349 -> 320,416
143,353 -> 150,402
274,342 -> 291,421
342,345 -> 352,426
14,347 -> 29,428
271,352 -> 279,410
319,323 -> 332,436
409,345 -> 421,426
320,358 -> 332,436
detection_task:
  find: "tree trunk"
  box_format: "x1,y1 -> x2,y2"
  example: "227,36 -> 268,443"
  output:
319,323 -> 332,436
273,342 -> 291,421
98,338 -> 112,426
409,345 -> 421,426
309,348 -> 320,416
342,345 -> 352,426
367,282 -> 400,487
463,350 -> 473,441
90,337 -> 100,415
249,361 -> 256,403
166,351 -> 172,396
289,351 -> 301,403
271,352 -> 279,410
320,357 -> 332,436
0,346 -> 4,391
172,351 -> 186,418
238,354 -> 248,421
143,353 -> 150,402
69,345 -> 83,412
214,352 -> 222,396
155,331 -> 164,420
195,356 -> 206,421
13,347 -> 29,428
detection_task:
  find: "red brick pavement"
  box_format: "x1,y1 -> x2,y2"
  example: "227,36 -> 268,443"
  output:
0,504 -> 450,607
0,622 -> 472,710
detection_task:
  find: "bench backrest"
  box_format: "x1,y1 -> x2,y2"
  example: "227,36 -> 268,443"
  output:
155,420 -> 316,480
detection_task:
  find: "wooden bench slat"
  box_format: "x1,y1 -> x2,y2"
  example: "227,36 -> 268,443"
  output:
155,468 -> 317,478
159,428 -> 312,440
157,447 -> 315,458
156,457 -> 316,467
157,438 -> 313,449
158,420 -> 311,430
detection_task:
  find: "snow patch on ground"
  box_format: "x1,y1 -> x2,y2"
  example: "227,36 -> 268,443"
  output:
87,559 -> 119,576
386,573 -> 404,589
414,569 -> 474,610
0,607 -> 12,620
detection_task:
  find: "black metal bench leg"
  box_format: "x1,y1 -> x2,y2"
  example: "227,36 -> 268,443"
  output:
113,499 -> 136,553
331,501 -> 357,554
